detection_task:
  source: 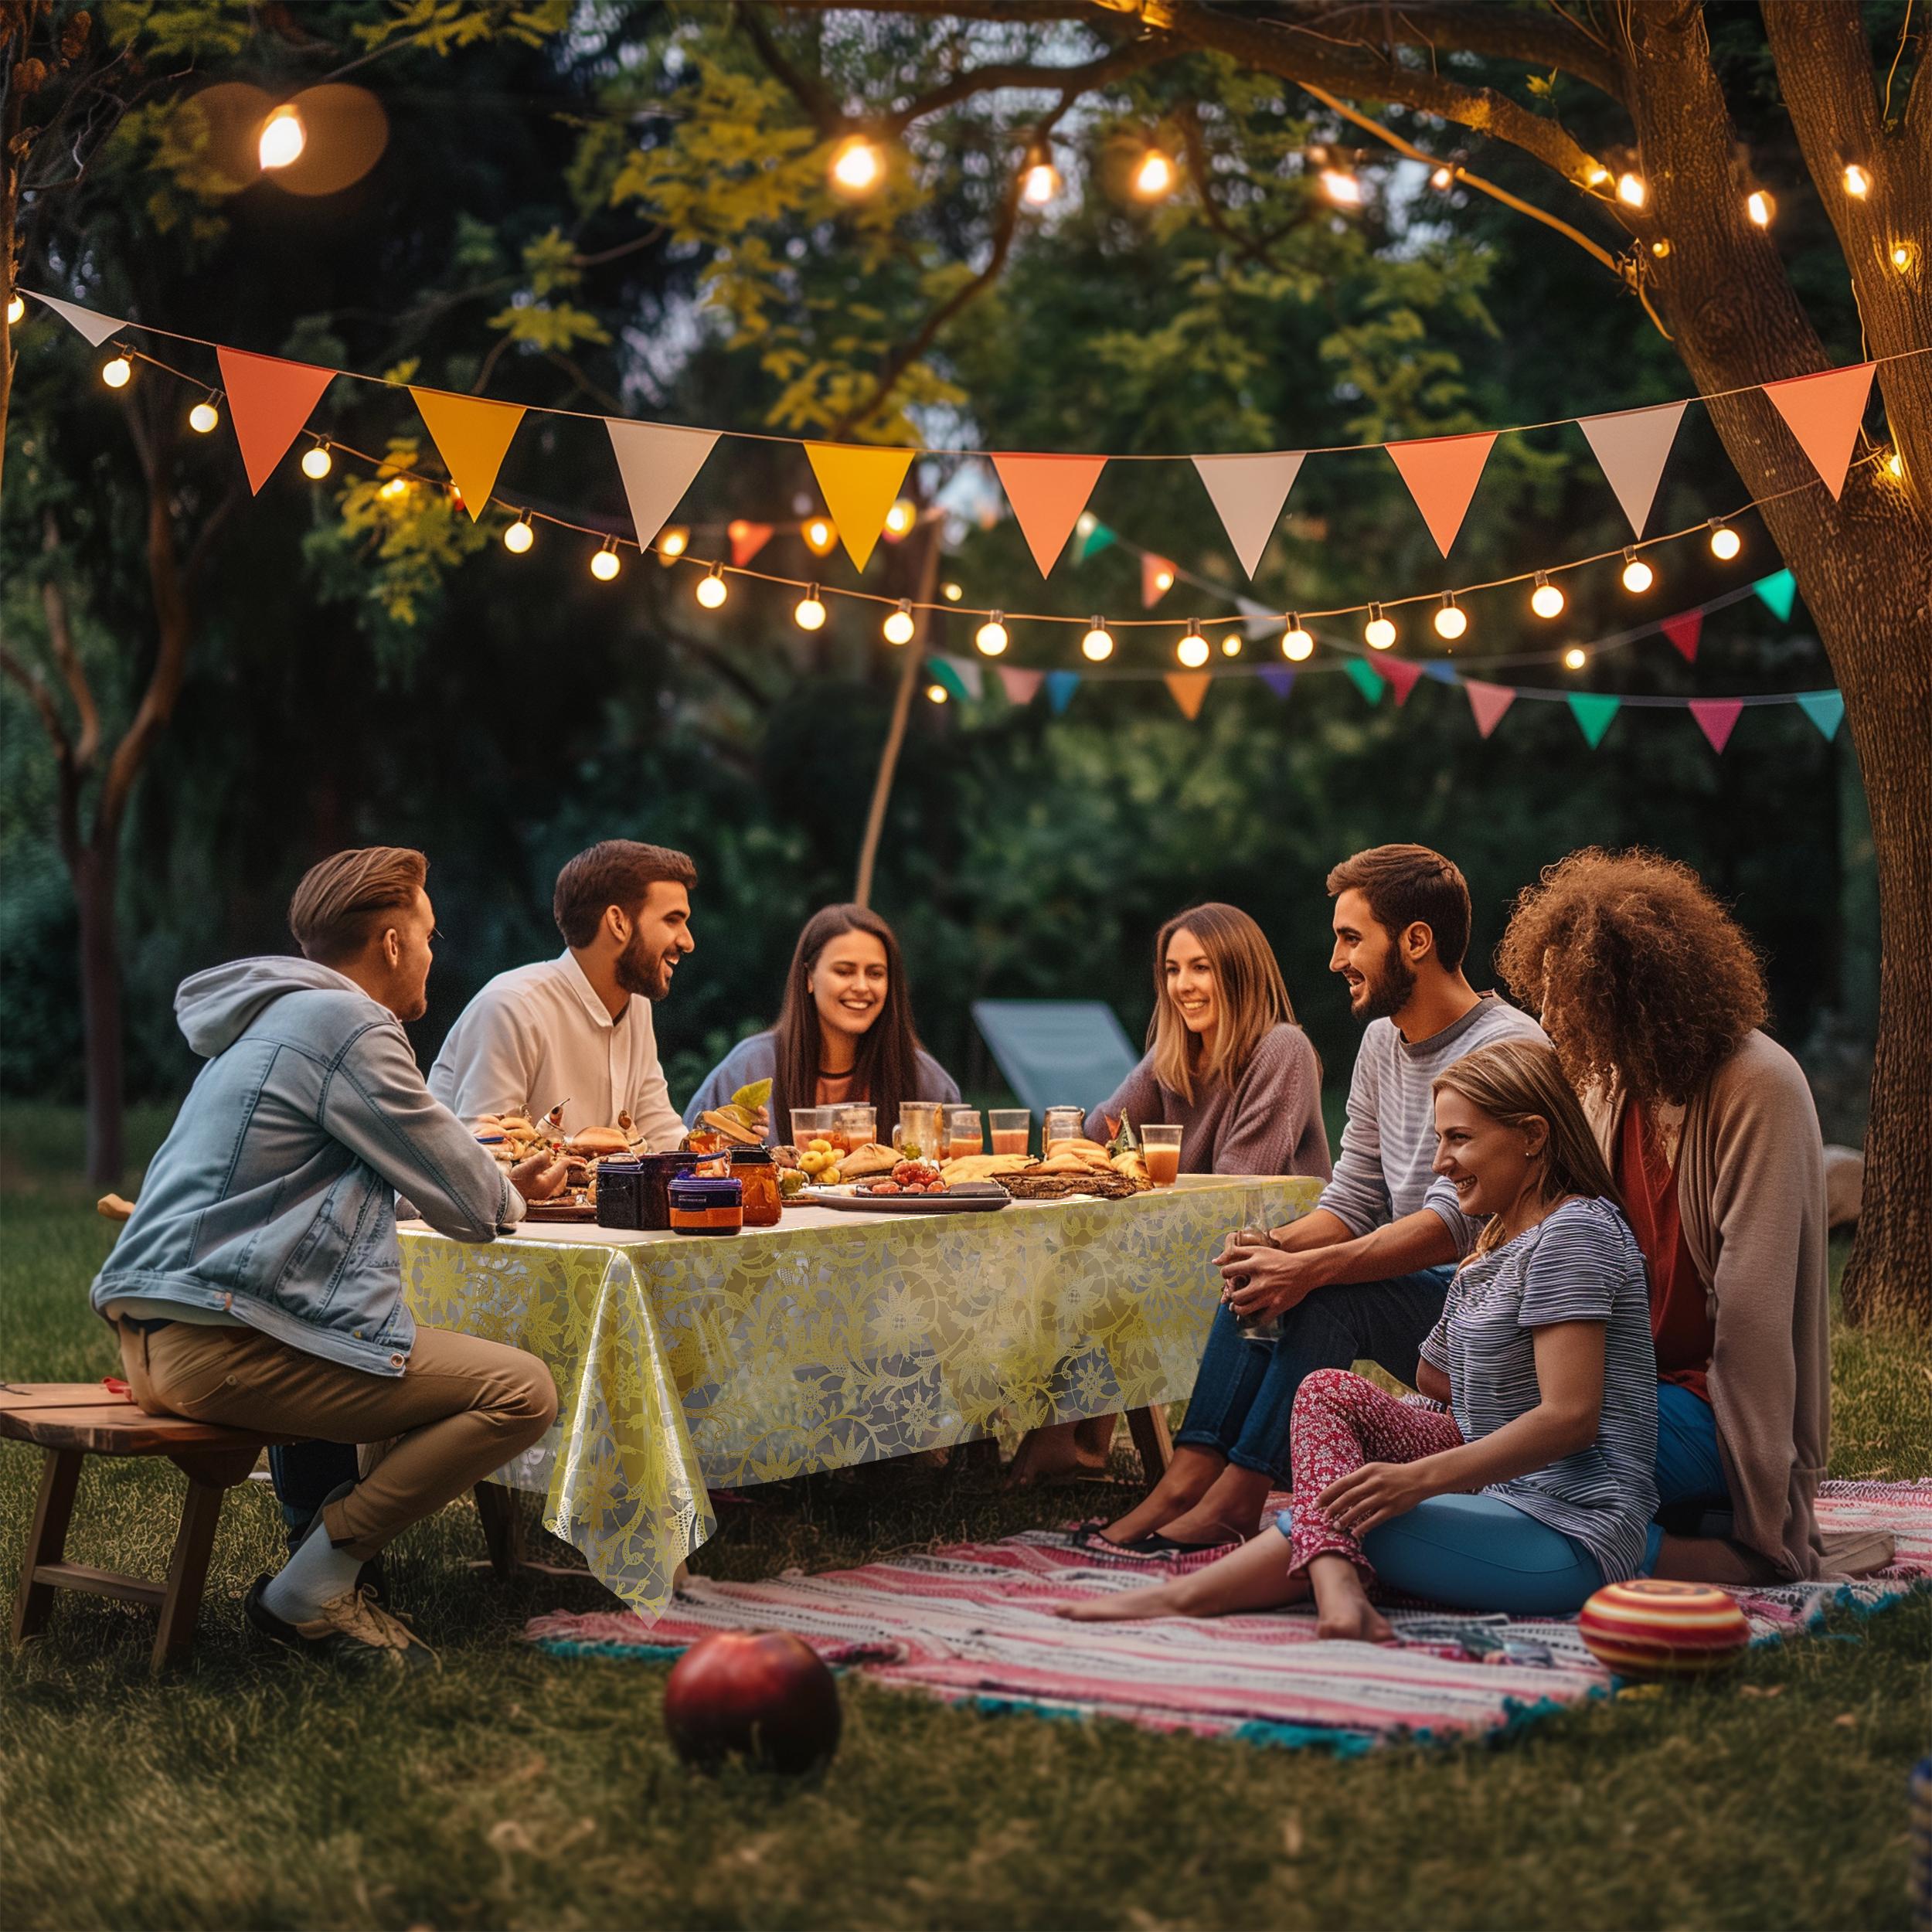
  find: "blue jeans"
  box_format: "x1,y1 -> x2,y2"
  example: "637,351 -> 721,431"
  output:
270,1440 -> 359,1546
1654,1380 -> 1728,1511
1176,1266 -> 1455,1482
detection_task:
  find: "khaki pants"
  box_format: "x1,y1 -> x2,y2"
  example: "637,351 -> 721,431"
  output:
116,1321 -> 558,1561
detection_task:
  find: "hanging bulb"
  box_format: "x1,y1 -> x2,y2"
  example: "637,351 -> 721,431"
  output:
301,442 -> 333,481
1890,241 -> 1919,273
1022,151 -> 1061,206
100,354 -> 132,389
802,515 -> 838,558
1081,617 -> 1114,662
1176,624 -> 1211,668
1886,448 -> 1904,479
1563,646 -> 1589,672
1620,547 -> 1655,594
1152,566 -> 1175,594
1220,632 -> 1243,658
1319,167 -> 1363,208
1429,164 -> 1454,192
1650,239 -> 1672,258
794,585 -> 827,631
1529,571 -> 1566,620
883,498 -> 915,538
941,581 -> 963,602
1842,162 -> 1871,198
258,103 -> 307,171
1363,605 -> 1396,651
883,600 -> 916,645
188,396 -> 220,434
1132,146 -> 1177,201
5,292 -> 23,325
590,539 -> 621,582
1707,520 -> 1742,561
503,515 -> 534,555
1746,189 -> 1775,228
1616,172 -> 1647,209
658,525 -> 689,563
829,134 -> 884,197
695,563 -> 727,607
975,612 -> 1009,656
1433,594 -> 1468,641
926,682 -> 950,705
378,476 -> 409,501
1282,617 -> 1314,662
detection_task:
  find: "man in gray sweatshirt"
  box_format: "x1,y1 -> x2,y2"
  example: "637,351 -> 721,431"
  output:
93,848 -> 566,1668
1100,844 -> 1546,1550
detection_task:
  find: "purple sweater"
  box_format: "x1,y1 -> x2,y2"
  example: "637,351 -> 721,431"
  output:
1085,1023 -> 1332,1180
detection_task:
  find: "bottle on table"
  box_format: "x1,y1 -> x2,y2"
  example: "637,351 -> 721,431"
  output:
1230,1185 -> 1284,1343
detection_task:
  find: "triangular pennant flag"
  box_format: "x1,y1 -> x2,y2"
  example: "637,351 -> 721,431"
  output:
804,443 -> 914,571
1076,517 -> 1115,563
1762,362 -> 1875,500
1464,679 -> 1516,739
1257,667 -> 1295,701
1236,597 -> 1281,643
991,454 -> 1108,577
1044,669 -> 1081,714
31,291 -> 126,346
926,656 -> 971,702
1567,692 -> 1621,748
1343,659 -> 1386,706
1384,431 -> 1497,556
1422,659 -> 1460,685
1141,554 -> 1176,607
1190,451 -> 1307,578
1383,658 -> 1423,707
409,386 -> 526,520
1660,610 -> 1703,663
1794,690 -> 1844,741
995,664 -> 1043,706
1577,402 -> 1688,540
606,420 -> 719,551
1689,697 -> 1743,753
1752,569 -> 1798,621
216,347 -> 337,495
729,520 -> 773,567
1164,672 -> 1213,720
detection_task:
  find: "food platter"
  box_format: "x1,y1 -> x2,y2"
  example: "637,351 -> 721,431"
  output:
520,1199 -> 597,1223
801,1185 -> 1012,1215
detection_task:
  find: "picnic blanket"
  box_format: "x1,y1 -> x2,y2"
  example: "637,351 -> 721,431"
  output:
524,1479 -> 1932,1752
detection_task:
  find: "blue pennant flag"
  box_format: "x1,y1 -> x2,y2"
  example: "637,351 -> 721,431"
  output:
1794,690 -> 1844,741
1422,661 -> 1460,685
1045,670 -> 1081,714
1752,569 -> 1798,622
1257,668 -> 1295,701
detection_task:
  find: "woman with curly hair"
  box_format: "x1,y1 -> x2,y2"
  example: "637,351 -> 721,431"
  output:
1495,848 -> 1872,1584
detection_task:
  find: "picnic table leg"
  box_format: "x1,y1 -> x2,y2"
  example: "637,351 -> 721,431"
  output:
473,1480 -> 528,1576
12,1448 -> 82,1645
150,1477 -> 229,1674
1123,1405 -> 1173,1481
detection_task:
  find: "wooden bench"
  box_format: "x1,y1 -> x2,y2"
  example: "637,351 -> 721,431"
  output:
0,1383 -> 291,1672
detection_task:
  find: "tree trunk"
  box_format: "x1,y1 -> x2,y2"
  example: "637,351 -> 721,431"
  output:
73,844 -> 126,1185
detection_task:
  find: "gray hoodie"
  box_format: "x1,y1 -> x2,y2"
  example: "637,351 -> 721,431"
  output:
92,957 -> 522,1376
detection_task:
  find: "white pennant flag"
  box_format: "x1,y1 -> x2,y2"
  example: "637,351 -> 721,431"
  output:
1192,451 -> 1308,579
942,652 -> 985,701
1577,401 -> 1689,541
605,419 -> 719,549
31,291 -> 126,347
1236,596 -> 1282,642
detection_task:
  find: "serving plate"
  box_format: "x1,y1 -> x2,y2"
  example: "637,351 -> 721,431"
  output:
801,1185 -> 1012,1215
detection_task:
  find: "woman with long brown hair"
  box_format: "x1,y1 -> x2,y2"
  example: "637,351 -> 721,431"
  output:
1061,1039 -> 1660,1632
684,904 -> 958,1141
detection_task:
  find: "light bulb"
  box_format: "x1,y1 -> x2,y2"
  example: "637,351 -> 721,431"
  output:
1433,596 -> 1468,641
378,476 -> 409,501
100,355 -> 131,389
301,444 -> 332,480
883,498 -> 915,537
1363,606 -> 1396,651
5,293 -> 22,325
1708,521 -> 1742,561
1081,620 -> 1114,662
1583,162 -> 1611,189
1886,449 -> 1904,479
258,104 -> 307,171
830,134 -> 883,196
1220,632 -> 1243,658
503,516 -> 534,555
1320,167 -> 1363,207
188,398 -> 219,434
794,587 -> 827,631
926,682 -> 949,705
590,543 -> 621,582
1430,165 -> 1454,192
1842,162 -> 1871,198
975,614 -> 1009,656
1651,239 -> 1672,257
1746,189 -> 1774,227
1022,158 -> 1060,206
696,566 -> 727,607
1530,572 -> 1566,620
1153,567 -> 1175,594
802,516 -> 838,558
1177,627 -> 1211,668
658,525 -> 689,561
1616,171 -> 1646,208
883,600 -> 915,645
1892,241 -> 1918,273
1621,548 -> 1654,594
941,581 -> 963,602
1132,147 -> 1176,200
1282,620 -> 1314,662
1563,646 -> 1588,672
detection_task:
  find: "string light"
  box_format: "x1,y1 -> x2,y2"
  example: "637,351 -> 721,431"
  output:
658,525 -> 689,562
590,539 -> 621,582
258,104 -> 307,171
926,682 -> 949,705
830,134 -> 884,197
378,476 -> 409,501
503,514 -> 534,555
1022,149 -> 1061,206
1583,162 -> 1612,189
1363,605 -> 1396,650
301,441 -> 333,480
883,498 -> 915,537
802,516 -> 838,558
1177,624 -> 1211,668
1151,565 -> 1175,595
1747,190 -> 1775,228
1220,631 -> 1243,658
941,581 -> 963,602
1081,617 -> 1114,662
975,612 -> 1009,656
1563,645 -> 1589,672
1886,449 -> 1903,479
1707,519 -> 1742,561
883,600 -> 915,645
188,395 -> 220,434
1320,167 -> 1363,208
1132,146 -> 1177,201
1842,162 -> 1871,198
1530,571 -> 1566,620
5,293 -> 22,325
1620,547 -> 1655,594
1892,241 -> 1919,273
1651,239 -> 1672,258
101,354 -> 132,389
696,563 -> 727,607
794,584 -> 826,631
1282,617 -> 1314,662
1616,172 -> 1647,209
1433,594 -> 1468,641
1430,165 -> 1454,192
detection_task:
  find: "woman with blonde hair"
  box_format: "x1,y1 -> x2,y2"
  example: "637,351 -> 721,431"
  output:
1061,1040 -> 1659,1633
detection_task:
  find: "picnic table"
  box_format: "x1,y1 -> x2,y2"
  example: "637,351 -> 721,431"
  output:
400,1174 -> 1322,1621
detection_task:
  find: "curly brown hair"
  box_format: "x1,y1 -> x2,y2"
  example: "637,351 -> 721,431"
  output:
1495,849 -> 1768,1111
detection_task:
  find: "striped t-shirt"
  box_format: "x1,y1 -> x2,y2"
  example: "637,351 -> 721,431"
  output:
1419,1196 -> 1658,1583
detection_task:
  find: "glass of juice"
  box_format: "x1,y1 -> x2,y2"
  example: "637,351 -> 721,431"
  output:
837,1104 -> 876,1152
1230,1185 -> 1284,1343
896,1102 -> 944,1163
1140,1123 -> 1183,1186
791,1107 -> 835,1151
988,1109 -> 1031,1157
946,1107 -> 985,1161
1042,1107 -> 1085,1153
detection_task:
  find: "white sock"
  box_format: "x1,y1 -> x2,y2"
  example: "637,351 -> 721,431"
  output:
261,1509 -> 367,1623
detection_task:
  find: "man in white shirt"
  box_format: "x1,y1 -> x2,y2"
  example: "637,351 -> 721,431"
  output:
429,840 -> 696,1151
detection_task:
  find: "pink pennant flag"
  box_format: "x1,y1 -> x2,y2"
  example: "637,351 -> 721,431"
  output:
1577,401 -> 1688,540
32,291 -> 126,346
1464,679 -> 1516,739
1382,658 -> 1423,707
991,453 -> 1108,577
1164,672 -> 1213,721
1660,610 -> 1703,663
1141,553 -> 1176,607
1384,432 -> 1497,556
996,664 -> 1044,706
606,420 -> 718,549
1689,697 -> 1744,753
1762,362 -> 1876,500
216,347 -> 337,494
728,519 -> 772,567
1190,451 -> 1308,578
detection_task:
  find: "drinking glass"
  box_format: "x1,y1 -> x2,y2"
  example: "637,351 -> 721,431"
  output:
988,1109 -> 1031,1157
836,1104 -> 877,1152
1139,1123 -> 1184,1187
791,1106 -> 835,1151
1230,1185 -> 1284,1343
946,1107 -> 985,1161
896,1102 -> 944,1163
1042,1107 -> 1085,1153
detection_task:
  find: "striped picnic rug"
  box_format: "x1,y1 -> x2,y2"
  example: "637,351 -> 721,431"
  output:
524,1479 -> 1931,1751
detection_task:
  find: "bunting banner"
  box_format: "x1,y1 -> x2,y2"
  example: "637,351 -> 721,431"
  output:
1464,679 -> 1516,739
1689,696 -> 1743,753
1141,553 -> 1175,607
729,519 -> 774,567
1422,660 -> 1460,685
1236,597 -> 1282,643
33,291 -> 126,346
607,420 -> 719,552
1577,401 -> 1689,541
995,664 -> 1043,706
1191,451 -> 1307,578
216,348 -> 337,495
409,386 -> 526,520
1045,669 -> 1080,714
1795,690 -> 1844,741
805,443 -> 914,570
992,453 -> 1108,576
1385,432 -> 1497,556
1760,362 -> 1875,501
1075,516 -> 1116,563
1661,610 -> 1703,663
1753,569 -> 1798,621
1383,657 -> 1424,707
1343,660 -> 1386,706
1164,671 -> 1212,720
1568,692 -> 1622,747
1257,667 -> 1295,701
927,655 -> 979,702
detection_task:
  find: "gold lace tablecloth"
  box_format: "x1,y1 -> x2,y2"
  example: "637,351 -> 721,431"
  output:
399,1175 -> 1322,1620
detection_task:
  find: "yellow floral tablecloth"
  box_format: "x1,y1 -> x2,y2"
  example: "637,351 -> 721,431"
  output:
400,1175 -> 1322,1621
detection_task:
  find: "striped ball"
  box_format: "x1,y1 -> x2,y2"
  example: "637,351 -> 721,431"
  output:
1577,1579 -> 1750,1678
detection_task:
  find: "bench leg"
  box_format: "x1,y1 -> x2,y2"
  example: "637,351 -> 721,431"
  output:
474,1480 -> 528,1577
12,1449 -> 83,1645
1124,1404 -> 1173,1481
151,1478 -> 228,1674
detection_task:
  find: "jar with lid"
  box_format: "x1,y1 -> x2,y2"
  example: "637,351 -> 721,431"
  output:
668,1175 -> 744,1236
728,1148 -> 783,1227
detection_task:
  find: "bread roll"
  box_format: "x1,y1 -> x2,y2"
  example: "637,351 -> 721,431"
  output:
567,1126 -> 631,1156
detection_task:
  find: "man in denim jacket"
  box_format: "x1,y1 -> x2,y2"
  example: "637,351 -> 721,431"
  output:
94,848 -> 563,1668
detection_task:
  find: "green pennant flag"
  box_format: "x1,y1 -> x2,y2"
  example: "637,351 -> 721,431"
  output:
1751,569 -> 1798,621
1343,659 -> 1386,706
1077,518 -> 1116,563
925,656 -> 970,702
1794,690 -> 1844,741
1567,692 -> 1621,747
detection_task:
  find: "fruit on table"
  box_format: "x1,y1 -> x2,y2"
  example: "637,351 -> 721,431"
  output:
663,1631 -> 842,1774
797,1138 -> 843,1183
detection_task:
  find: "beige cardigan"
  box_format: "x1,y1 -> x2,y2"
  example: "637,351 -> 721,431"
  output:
1584,1030 -> 1836,1580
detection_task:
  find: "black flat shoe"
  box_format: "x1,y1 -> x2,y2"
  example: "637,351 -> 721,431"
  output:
244,1576 -> 437,1672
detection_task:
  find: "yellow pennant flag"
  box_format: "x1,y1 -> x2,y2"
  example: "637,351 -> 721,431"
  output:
804,443 -> 914,570
409,387 -> 527,521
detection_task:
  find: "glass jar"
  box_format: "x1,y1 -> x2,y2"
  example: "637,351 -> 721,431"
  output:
730,1148 -> 783,1227
668,1175 -> 744,1236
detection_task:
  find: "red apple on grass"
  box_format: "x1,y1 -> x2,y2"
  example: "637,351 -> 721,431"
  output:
663,1631 -> 842,1774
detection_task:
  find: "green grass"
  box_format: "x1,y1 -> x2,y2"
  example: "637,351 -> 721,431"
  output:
1,1106 -> 1927,1931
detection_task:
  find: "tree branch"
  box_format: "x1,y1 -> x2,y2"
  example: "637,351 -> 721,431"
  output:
39,514 -> 99,771
881,38 -> 1172,135
736,2 -> 843,137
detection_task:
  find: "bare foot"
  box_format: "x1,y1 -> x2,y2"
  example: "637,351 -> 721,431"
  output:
1308,1554 -> 1396,1644
1054,1583 -> 1183,1622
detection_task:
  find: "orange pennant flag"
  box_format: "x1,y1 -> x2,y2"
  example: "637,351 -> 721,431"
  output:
1384,431 -> 1498,556
1761,362 -> 1875,501
992,453 -> 1108,577
804,444 -> 914,571
216,348 -> 337,495
729,520 -> 773,567
408,386 -> 527,521
1163,671 -> 1213,720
